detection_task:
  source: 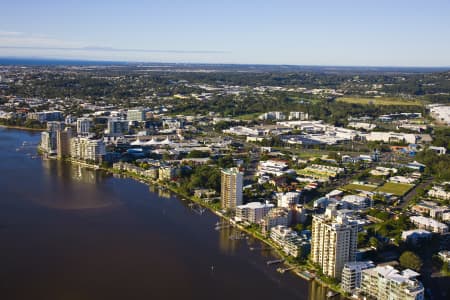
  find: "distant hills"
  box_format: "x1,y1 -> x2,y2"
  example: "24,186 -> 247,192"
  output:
0,57 -> 449,74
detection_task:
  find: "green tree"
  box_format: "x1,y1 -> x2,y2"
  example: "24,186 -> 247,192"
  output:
357,231 -> 368,247
399,251 -> 423,271
442,262 -> 450,275
187,150 -> 210,158
294,223 -> 304,233
217,155 -> 234,168
369,237 -> 380,250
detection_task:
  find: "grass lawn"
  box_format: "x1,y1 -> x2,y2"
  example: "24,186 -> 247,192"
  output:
341,183 -> 377,192
287,149 -> 323,159
234,112 -> 262,120
336,96 -> 423,106
376,182 -> 414,196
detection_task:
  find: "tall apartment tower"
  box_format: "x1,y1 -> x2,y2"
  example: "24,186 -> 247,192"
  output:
76,118 -> 91,135
220,168 -> 243,210
127,108 -> 148,122
311,206 -> 358,280
40,121 -> 65,155
106,118 -> 129,136
70,137 -> 106,162
56,127 -> 72,159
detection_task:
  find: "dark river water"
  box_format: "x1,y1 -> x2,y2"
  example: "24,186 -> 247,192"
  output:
0,128 -> 334,300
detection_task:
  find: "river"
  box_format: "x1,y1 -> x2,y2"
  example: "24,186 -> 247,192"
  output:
0,128 -> 336,300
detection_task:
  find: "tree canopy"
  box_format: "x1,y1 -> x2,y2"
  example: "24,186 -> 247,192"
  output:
399,251 -> 423,271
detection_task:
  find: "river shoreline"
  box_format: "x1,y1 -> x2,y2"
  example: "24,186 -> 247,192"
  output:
0,124 -> 46,132
3,128 -> 324,300
62,157 -> 344,297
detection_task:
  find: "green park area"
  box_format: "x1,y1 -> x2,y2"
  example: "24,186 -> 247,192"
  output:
341,183 -> 378,193
336,96 -> 423,106
342,182 -> 414,196
235,112 -> 262,120
375,182 -> 414,196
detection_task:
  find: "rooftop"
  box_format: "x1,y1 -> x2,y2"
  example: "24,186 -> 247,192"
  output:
237,202 -> 274,209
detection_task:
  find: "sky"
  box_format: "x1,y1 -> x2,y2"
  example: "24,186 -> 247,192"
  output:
0,0 -> 449,66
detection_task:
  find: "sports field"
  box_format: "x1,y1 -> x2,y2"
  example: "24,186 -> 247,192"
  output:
341,183 -> 377,192
336,97 -> 423,106
375,182 -> 414,196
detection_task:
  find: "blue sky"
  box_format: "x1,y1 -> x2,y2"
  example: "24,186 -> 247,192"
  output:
0,0 -> 449,66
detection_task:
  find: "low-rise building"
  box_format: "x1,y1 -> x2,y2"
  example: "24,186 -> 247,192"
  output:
297,164 -> 345,181
348,122 -> 376,131
360,265 -> 424,300
429,146 -> 447,155
410,216 -> 448,234
276,191 -> 301,208
144,167 -> 159,179
429,104 -> 450,125
270,225 -> 310,258
401,229 -> 432,244
194,189 -> 216,199
412,201 -> 450,221
235,202 -> 274,224
389,175 -> 416,184
257,159 -> 291,177
443,211 -> 450,222
158,165 -> 178,181
341,261 -> 375,293
162,117 -> 184,129
27,110 -> 63,122
364,131 -> 417,144
261,207 -> 290,235
223,126 -> 261,136
430,206 -> 450,220
412,200 -> 438,215
428,185 -> 450,201
113,162 -> 159,179
288,111 -> 308,120
259,111 -> 285,121
341,195 -> 371,210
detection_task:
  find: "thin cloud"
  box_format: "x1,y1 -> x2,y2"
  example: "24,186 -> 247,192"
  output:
82,46 -> 227,54
0,45 -> 227,54
0,30 -> 24,36
0,30 -> 84,48
0,30 -> 227,55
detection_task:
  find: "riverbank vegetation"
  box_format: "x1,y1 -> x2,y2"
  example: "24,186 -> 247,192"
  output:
0,118 -> 46,130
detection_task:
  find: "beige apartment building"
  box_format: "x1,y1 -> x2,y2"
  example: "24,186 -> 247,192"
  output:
220,168 -> 243,210
310,207 -> 358,280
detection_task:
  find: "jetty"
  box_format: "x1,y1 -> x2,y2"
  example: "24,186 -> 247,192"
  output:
266,259 -> 284,265
277,266 -> 295,274
249,246 -> 272,251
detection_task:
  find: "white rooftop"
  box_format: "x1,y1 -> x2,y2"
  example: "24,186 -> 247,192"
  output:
237,202 -> 274,209
366,265 -> 420,284
411,216 -> 448,229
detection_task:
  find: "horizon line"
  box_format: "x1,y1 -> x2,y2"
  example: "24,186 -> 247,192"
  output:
0,55 -> 449,70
